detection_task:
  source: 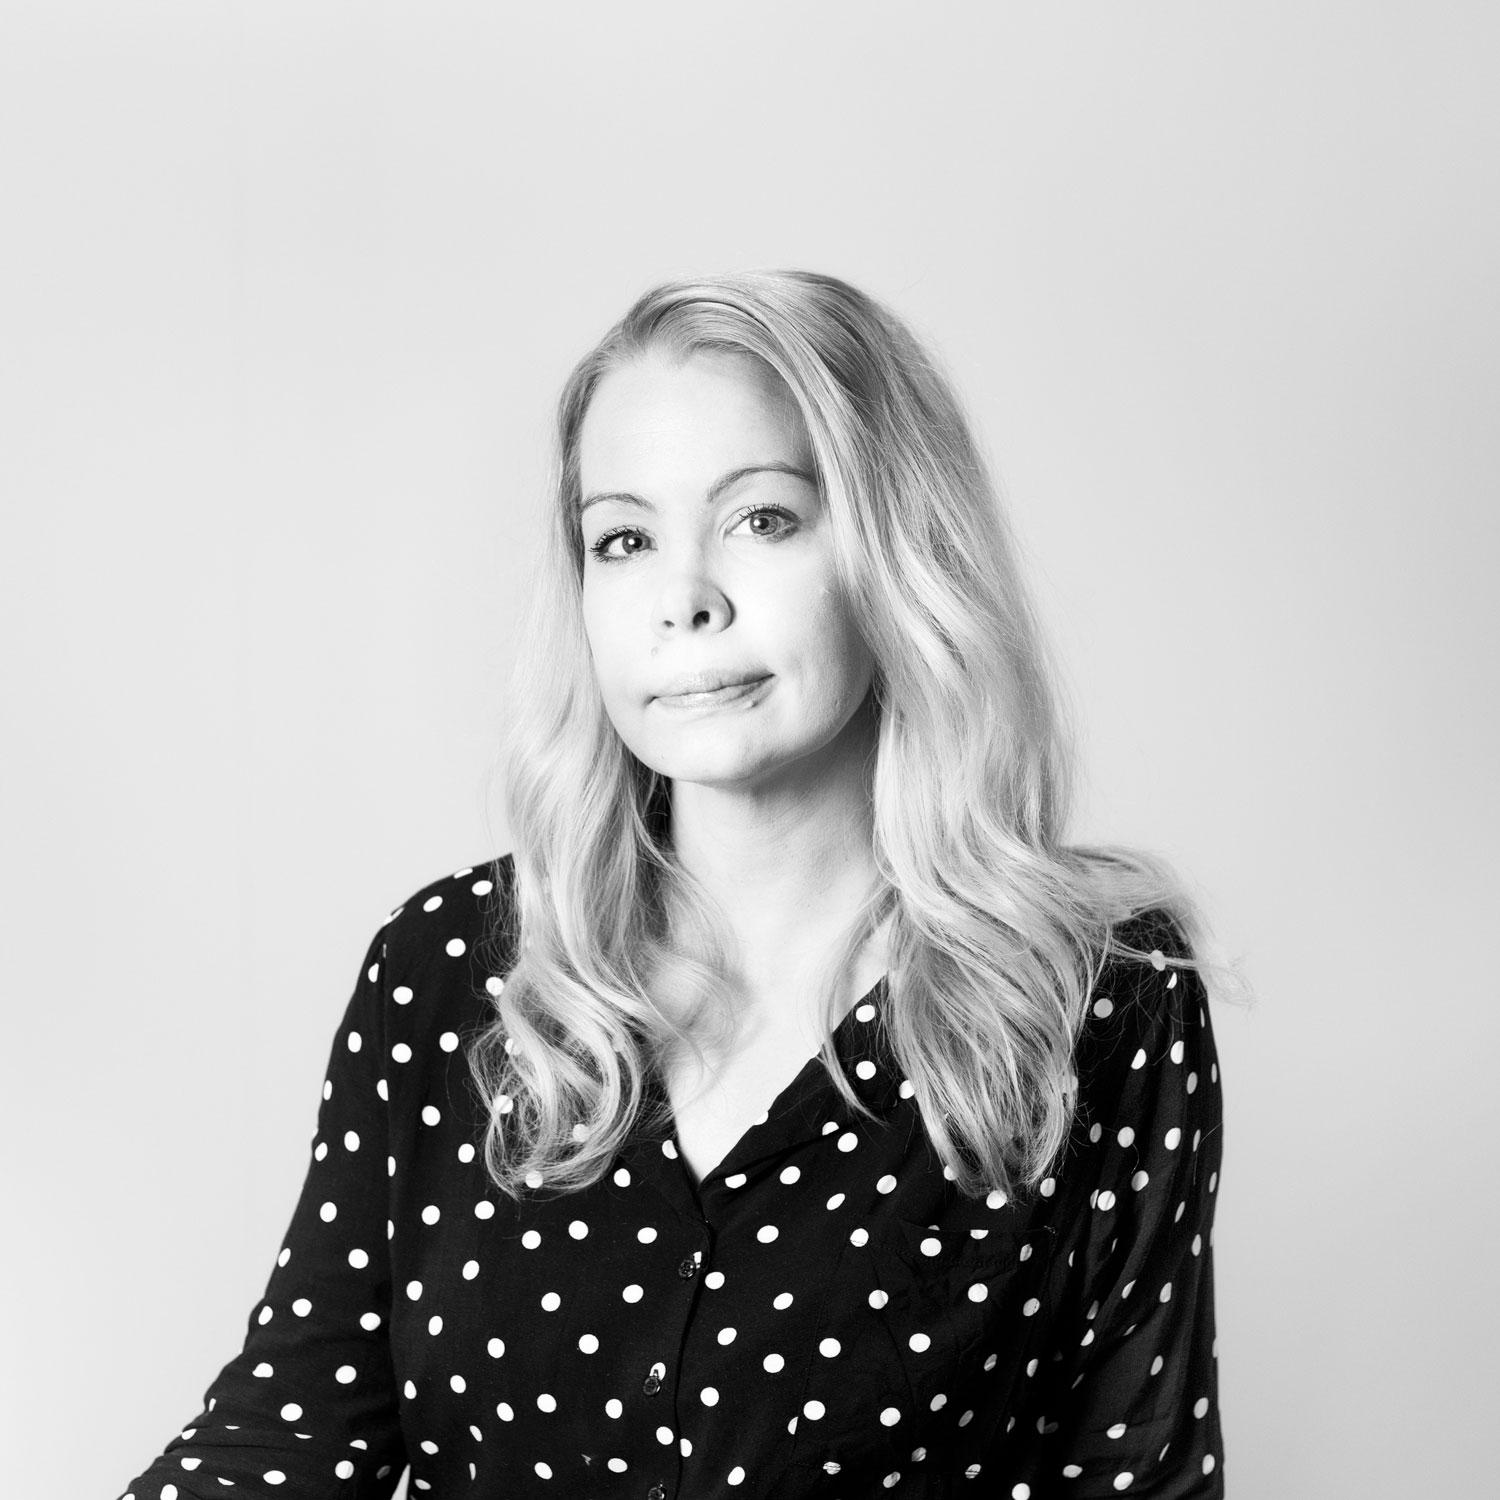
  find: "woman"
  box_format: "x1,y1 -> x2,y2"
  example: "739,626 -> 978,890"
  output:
121,270 -> 1227,1498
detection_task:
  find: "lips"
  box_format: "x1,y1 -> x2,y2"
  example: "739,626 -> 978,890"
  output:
654,672 -> 769,698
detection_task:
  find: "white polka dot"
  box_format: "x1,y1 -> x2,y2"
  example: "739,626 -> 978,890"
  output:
279,1402 -> 302,1421
422,1205 -> 440,1225
1130,1048 -> 1147,1070
450,1375 -> 466,1393
725,1172 -> 748,1189
985,1188 -> 1007,1209
855,1003 -> 876,1022
475,1200 -> 495,1219
1013,1486 -> 1031,1499
1097,1190 -> 1116,1211
819,1337 -> 841,1357
522,1230 -> 542,1249
319,1201 -> 337,1223
637,1226 -> 657,1244
1063,1466 -> 1083,1478
569,1219 -> 589,1239
487,1337 -> 505,1357
826,1192 -> 845,1210
849,1227 -> 869,1247
534,1461 -> 551,1479
700,1386 -> 719,1406
1188,1071 -> 1199,1093
803,1400 -> 825,1420
1113,1474 -> 1134,1491
605,1398 -> 622,1418
773,1291 -> 794,1309
757,1224 -> 779,1244
360,1313 -> 380,1332
537,1393 -> 557,1412
446,938 -> 466,957
346,1032 -> 362,1053
728,1466 -> 746,1486
576,1332 -> 599,1354
608,1458 -> 627,1473
899,1078 -> 916,1099
391,1043 -> 412,1064
392,985 -> 413,1004
485,976 -> 505,996
763,1352 -> 785,1373
780,1165 -> 801,1184
880,1407 -> 901,1426
1203,1455 -> 1216,1475
717,1326 -> 738,1345
438,1030 -> 459,1053
837,1131 -> 858,1152
869,1289 -> 889,1309
705,1269 -> 725,1289
968,1282 -> 988,1302
1092,997 -> 1114,1018
335,1460 -> 355,1479
264,1475 -> 286,1487
428,1316 -> 443,1336
1132,1170 -> 1150,1190
1039,1177 -> 1056,1197
655,1426 -> 674,1445
462,1259 -> 479,1280
1170,1039 -> 1185,1064
1108,1421 -> 1127,1438
541,1291 -> 562,1311
919,1236 -> 942,1257
876,1174 -> 898,1194
1023,1298 -> 1040,1316
1160,1281 -> 1174,1303
856,1059 -> 877,1080
257,1305 -> 273,1325
1194,1396 -> 1210,1418
405,1280 -> 422,1301
343,1130 -> 361,1152
909,1332 -> 932,1352
314,1142 -> 328,1161
622,1284 -> 643,1303
497,1401 -> 514,1420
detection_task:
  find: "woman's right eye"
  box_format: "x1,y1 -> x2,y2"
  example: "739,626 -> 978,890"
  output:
588,527 -> 649,562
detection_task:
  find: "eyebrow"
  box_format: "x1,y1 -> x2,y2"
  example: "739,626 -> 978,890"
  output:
576,462 -> 818,518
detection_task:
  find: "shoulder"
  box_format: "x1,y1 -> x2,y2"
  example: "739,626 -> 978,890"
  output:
1072,905 -> 1220,1127
362,852 -> 519,1057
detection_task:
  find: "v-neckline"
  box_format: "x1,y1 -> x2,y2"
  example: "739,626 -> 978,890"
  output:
661,973 -> 889,1197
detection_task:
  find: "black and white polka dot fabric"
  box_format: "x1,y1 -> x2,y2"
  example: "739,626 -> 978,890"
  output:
121,854 -> 1224,1499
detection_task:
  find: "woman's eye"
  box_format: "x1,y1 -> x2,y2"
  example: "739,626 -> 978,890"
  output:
729,505 -> 799,539
588,527 -> 647,562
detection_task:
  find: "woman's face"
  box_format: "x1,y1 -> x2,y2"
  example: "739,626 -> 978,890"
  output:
577,346 -> 876,794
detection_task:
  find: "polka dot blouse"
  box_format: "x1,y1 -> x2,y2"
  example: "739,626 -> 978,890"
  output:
120,854 -> 1225,1499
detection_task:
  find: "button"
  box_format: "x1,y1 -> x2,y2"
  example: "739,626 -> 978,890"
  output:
677,1256 -> 699,1279
647,1486 -> 666,1500
642,1373 -> 661,1396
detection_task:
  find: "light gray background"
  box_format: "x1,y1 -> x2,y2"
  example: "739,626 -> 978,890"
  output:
3,4 -> 1497,1496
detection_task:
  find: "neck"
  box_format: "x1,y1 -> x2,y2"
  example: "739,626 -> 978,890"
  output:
666,695 -> 884,989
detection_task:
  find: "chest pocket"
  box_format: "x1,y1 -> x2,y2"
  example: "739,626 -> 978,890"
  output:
785,1216 -> 1052,1484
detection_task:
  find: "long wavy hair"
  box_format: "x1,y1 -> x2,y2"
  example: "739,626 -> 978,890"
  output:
471,269 -> 1226,1200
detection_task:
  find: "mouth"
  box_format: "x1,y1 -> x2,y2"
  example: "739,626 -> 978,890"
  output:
653,675 -> 771,710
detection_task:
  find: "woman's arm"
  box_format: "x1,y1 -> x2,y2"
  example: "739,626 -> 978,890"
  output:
117,920 -> 408,1500
1049,918 -> 1226,1497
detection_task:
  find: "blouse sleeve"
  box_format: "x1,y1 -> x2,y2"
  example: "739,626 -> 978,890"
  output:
1049,917 -> 1226,1497
117,920 -> 408,1500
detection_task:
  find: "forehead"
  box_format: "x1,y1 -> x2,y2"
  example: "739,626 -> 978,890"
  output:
577,347 -> 810,486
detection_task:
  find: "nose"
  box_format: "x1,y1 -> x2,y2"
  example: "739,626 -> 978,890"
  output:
651,560 -> 732,638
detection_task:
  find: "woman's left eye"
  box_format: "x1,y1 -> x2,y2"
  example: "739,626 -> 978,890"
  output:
729,504 -> 799,539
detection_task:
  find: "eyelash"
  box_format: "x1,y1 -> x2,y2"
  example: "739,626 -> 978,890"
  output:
586,504 -> 800,563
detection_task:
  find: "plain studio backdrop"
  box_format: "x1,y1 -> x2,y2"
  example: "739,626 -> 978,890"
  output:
3,4 -> 1497,1496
